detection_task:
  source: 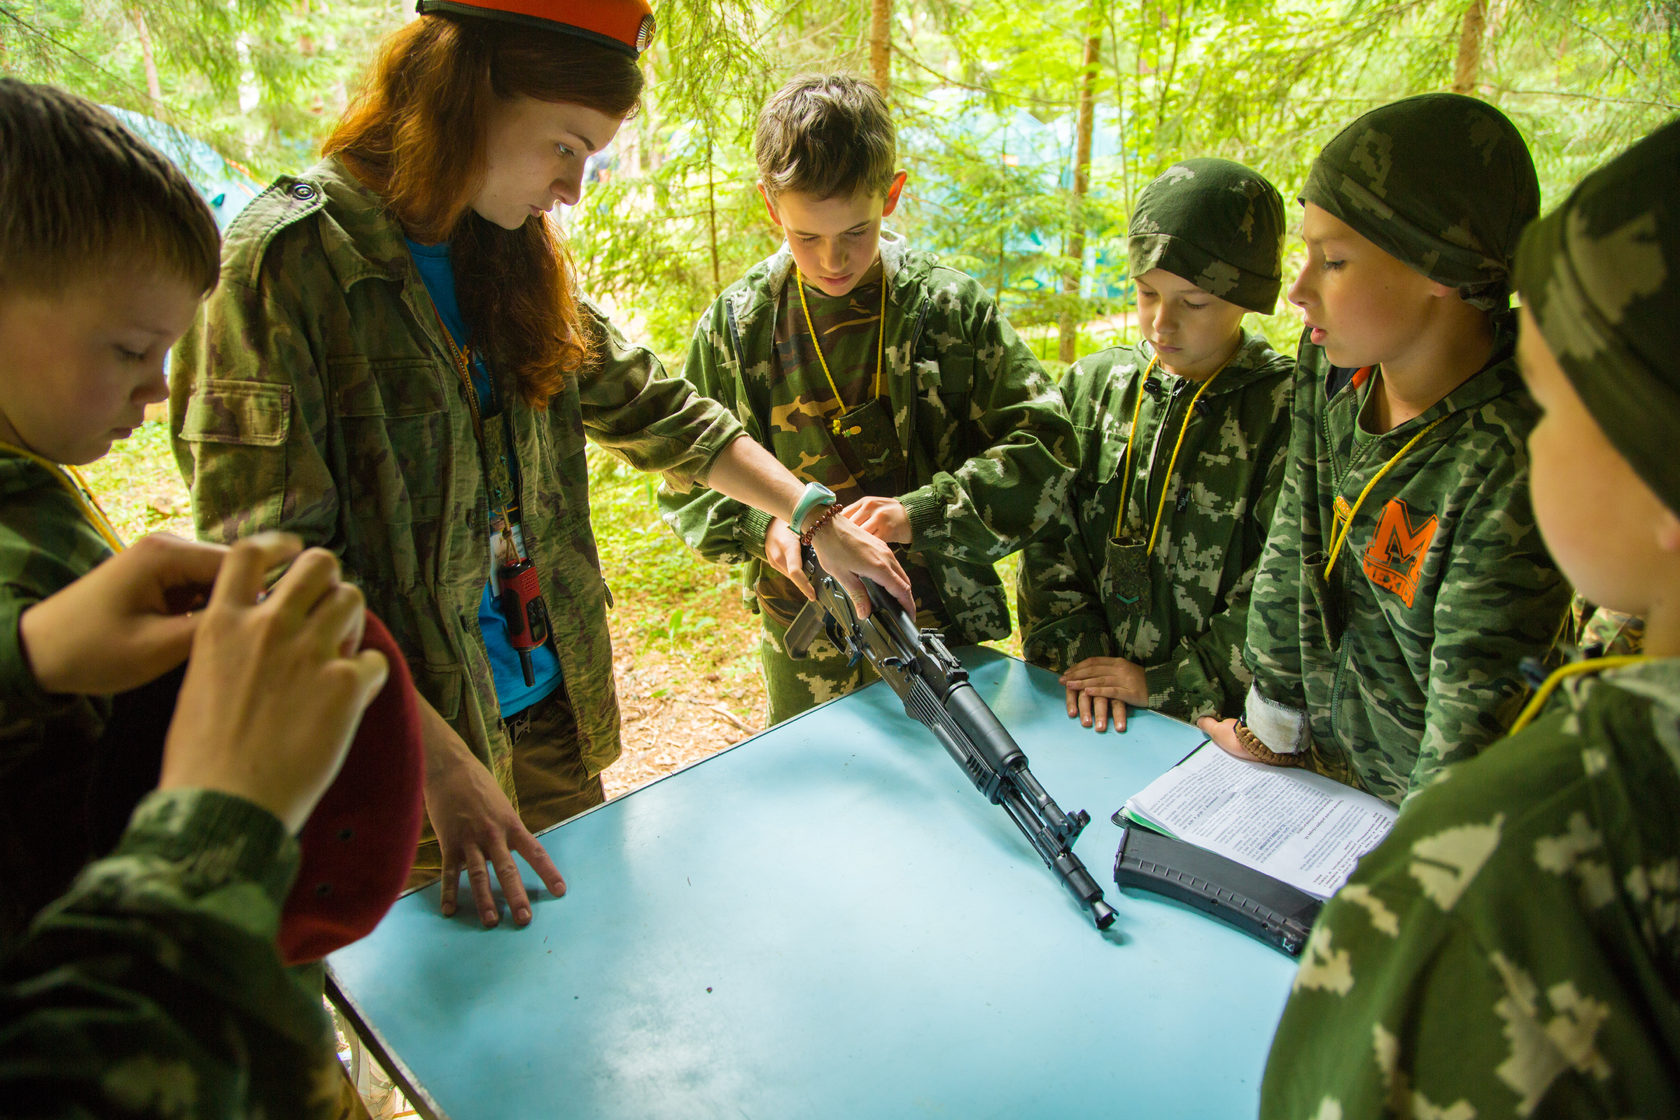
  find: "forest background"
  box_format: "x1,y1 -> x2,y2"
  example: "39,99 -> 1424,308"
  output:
3,0 -> 1678,793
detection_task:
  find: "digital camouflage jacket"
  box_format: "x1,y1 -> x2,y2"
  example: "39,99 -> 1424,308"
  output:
1242,322 -> 1569,805
1017,332 -> 1292,722
0,789 -> 344,1118
1261,659 -> 1680,1119
0,450 -> 115,948
171,158 -> 745,787
658,233 -> 1077,642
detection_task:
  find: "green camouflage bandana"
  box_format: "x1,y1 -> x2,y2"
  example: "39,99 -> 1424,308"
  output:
1302,93 -> 1539,310
1515,116 -> 1680,515
1128,157 -> 1285,313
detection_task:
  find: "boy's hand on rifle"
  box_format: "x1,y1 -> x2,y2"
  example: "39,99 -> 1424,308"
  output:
158,535 -> 389,834
809,511 -> 914,619
844,496 -> 911,544
19,532 -> 233,697
763,518 -> 814,599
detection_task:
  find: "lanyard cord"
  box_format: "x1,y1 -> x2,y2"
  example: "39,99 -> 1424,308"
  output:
0,441 -> 123,552
795,269 -> 887,434
1110,354 -> 1231,557
1509,655 -> 1651,735
429,304 -> 493,447
1323,374 -> 1448,577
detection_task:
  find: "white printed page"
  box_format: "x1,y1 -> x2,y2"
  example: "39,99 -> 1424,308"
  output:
1122,744 -> 1397,899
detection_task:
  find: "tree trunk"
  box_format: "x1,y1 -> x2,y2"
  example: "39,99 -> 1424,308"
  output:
707,132 -> 721,294
869,0 -> 892,95
1453,0 -> 1488,94
1059,15 -> 1103,365
129,8 -> 162,103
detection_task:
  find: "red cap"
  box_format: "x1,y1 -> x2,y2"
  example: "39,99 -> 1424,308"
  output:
278,610 -> 426,965
415,0 -> 656,56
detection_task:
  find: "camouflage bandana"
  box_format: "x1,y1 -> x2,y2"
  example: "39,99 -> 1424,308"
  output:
1302,93 -> 1539,310
1128,158 -> 1285,313
1515,116 -> 1680,515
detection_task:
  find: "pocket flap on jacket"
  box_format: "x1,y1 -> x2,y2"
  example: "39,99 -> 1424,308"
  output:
178,380 -> 291,448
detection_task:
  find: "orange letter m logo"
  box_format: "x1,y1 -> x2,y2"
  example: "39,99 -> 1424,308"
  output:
1362,498 -> 1437,608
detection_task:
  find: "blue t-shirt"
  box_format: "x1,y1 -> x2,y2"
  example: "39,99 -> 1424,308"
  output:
407,238 -> 562,717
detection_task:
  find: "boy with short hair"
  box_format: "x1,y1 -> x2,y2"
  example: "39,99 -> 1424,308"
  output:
0,77 -> 225,945
1202,94 -> 1570,804
1260,116 -> 1680,1118
1018,158 -> 1293,732
659,74 -> 1077,723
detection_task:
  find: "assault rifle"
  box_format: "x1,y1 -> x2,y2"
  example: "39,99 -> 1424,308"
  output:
785,545 -> 1117,931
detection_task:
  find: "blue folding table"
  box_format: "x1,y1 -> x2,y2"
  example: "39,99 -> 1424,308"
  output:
327,649 -> 1298,1118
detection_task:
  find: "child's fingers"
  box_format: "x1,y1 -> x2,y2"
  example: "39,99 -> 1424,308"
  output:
206,532 -> 304,610
263,548 -> 343,620
1065,685 -> 1080,721
126,534 -> 230,606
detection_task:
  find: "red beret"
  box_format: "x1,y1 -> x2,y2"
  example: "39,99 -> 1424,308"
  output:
415,0 -> 656,56
278,610 -> 426,965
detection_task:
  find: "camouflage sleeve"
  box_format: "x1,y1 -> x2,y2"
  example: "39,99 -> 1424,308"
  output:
576,303 -> 746,493
1144,411 -> 1291,722
0,789 -> 343,1118
897,297 -> 1078,564
655,305 -> 774,565
170,251 -> 346,565
1242,357 -> 1318,738
0,478 -> 113,728
1409,452 -> 1568,797
1017,372 -> 1113,674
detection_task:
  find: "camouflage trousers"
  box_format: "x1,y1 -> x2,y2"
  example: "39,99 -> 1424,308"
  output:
759,608 -> 880,725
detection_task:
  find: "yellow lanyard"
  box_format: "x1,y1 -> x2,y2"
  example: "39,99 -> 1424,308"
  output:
795,268 -> 887,435
1111,354 -> 1231,556
1509,655 -> 1650,735
0,441 -> 123,552
1324,373 -> 1447,577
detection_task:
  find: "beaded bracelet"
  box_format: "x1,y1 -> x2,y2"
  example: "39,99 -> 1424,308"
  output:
1234,721 -> 1307,768
798,501 -> 844,547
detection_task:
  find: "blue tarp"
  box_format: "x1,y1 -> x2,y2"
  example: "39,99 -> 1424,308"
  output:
103,105 -> 264,231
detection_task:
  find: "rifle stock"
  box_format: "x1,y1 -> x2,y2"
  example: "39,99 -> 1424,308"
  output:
786,546 -> 1117,931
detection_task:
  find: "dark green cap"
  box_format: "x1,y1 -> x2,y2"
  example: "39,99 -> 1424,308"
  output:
1127,158 -> 1285,314
1302,93 -> 1539,310
1514,116 -> 1680,514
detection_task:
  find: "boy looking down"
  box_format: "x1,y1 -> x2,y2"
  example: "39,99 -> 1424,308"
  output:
1261,114 -> 1680,1120
1202,94 -> 1570,804
660,74 -> 1077,723
1018,158 -> 1294,732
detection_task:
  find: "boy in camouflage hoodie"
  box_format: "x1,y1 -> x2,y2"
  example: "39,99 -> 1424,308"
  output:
1201,94 -> 1569,805
0,79 -> 228,947
659,75 -> 1078,723
1261,115 -> 1680,1120
1018,158 -> 1293,732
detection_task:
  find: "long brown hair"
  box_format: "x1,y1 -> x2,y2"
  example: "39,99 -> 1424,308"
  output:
324,14 -> 642,407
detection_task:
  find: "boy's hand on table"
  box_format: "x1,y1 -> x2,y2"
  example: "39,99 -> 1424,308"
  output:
1197,716 -> 1260,762
810,512 -> 914,619
20,532 -> 235,697
844,496 -> 911,544
158,535 -> 389,834
418,704 -> 567,929
1059,657 -> 1147,732
763,518 -> 814,599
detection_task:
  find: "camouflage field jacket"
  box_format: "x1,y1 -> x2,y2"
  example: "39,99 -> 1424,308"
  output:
1261,659 -> 1680,1118
0,451 -> 115,947
1017,333 -> 1293,721
171,158 -> 744,785
0,789 -> 344,1118
1243,320 -> 1569,805
658,233 -> 1077,642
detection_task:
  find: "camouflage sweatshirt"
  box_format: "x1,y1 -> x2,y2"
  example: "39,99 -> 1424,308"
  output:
1243,321 -> 1569,805
1261,659 -> 1680,1119
1017,332 -> 1293,721
0,788 -> 345,1118
658,233 -> 1077,642
0,450 -> 115,948
171,158 -> 745,785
